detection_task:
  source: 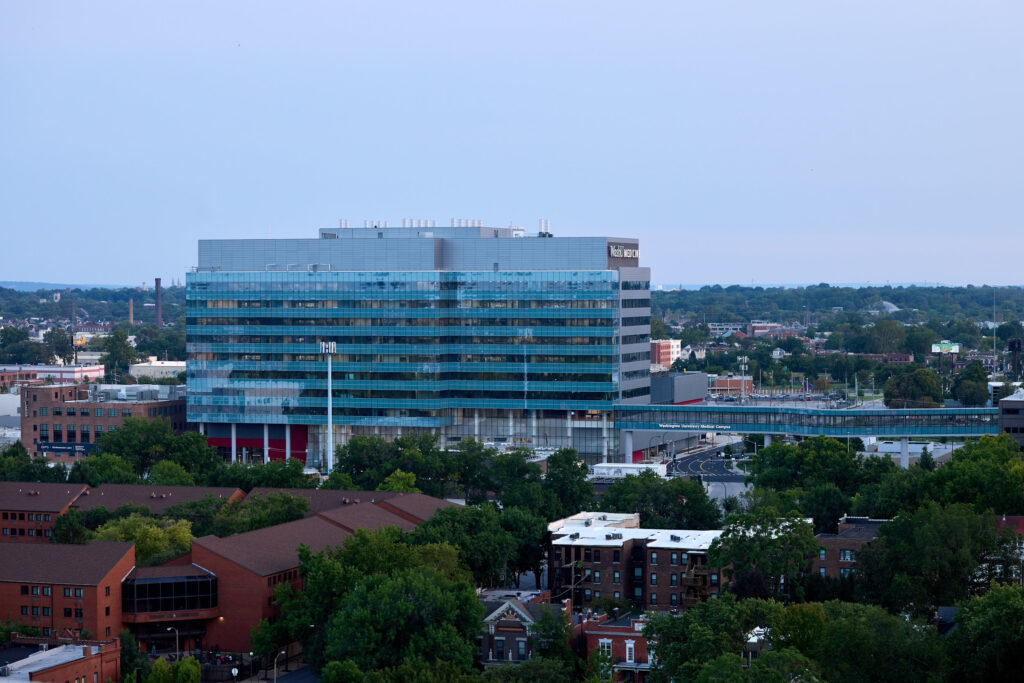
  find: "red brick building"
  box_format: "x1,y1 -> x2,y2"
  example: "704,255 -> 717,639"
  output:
810,516 -> 885,580
0,542 -> 135,640
549,513 -> 723,613
72,484 -> 244,517
579,611 -> 652,682
20,384 -> 187,464
0,482 -> 88,543
2,636 -> 121,683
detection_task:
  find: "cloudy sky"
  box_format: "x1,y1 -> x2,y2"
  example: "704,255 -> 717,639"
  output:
2,1 -> 1021,287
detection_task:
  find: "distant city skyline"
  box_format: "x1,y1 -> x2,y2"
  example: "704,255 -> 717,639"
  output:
2,2 -> 1021,286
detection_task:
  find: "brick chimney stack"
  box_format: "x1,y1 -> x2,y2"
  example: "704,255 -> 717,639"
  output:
155,278 -> 163,326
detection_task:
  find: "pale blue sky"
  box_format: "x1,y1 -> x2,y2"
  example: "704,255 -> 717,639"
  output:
2,1 -> 1021,286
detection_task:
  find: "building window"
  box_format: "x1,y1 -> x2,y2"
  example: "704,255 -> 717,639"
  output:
650,552 -> 658,565
711,574 -> 719,586
634,567 -> 642,579
670,593 -> 678,607
840,568 -> 855,578
680,552 -> 688,564
105,586 -> 110,596
599,639 -> 612,657
613,591 -> 621,600
494,639 -> 504,660
584,568 -> 592,581
21,586 -> 28,595
20,606 -> 28,616
64,588 -> 72,598
105,606 -> 110,616
31,586 -> 39,596
613,571 -> 620,584
517,640 -> 526,659
31,606 -> 40,616
74,588 -> 83,598
44,515 -> 51,522
74,609 -> 83,619
671,552 -> 678,565
593,549 -> 601,562
650,593 -> 657,606
613,550 -> 620,563
42,607 -> 50,616
670,574 -> 678,587
105,627 -> 111,637
584,589 -> 592,601
819,548 -> 827,560
650,573 -> 657,586
42,628 -> 50,636
594,571 -> 601,583
64,608 -> 72,617
820,567 -> 827,577
839,550 -> 856,562
584,548 -> 592,562
625,641 -> 635,663
28,514 -> 34,522
40,407 -> 48,416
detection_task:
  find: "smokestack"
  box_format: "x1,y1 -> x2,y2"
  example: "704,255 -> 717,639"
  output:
154,278 -> 163,327
129,298 -> 134,325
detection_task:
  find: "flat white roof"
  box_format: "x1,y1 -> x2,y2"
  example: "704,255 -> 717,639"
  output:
3,644 -> 96,683
547,511 -> 639,534
552,527 -> 722,551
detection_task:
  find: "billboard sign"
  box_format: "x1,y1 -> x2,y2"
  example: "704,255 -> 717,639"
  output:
931,342 -> 961,354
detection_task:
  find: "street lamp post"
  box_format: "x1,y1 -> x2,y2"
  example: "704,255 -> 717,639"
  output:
320,341 -> 336,474
166,627 -> 179,661
273,651 -> 286,683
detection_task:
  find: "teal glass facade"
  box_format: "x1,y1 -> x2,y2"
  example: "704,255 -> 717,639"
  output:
187,226 -> 651,464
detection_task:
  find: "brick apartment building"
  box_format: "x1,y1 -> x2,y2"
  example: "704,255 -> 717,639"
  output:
480,598 -> 563,666
810,516 -> 885,580
549,512 -> 723,613
579,611 -> 652,682
0,482 -> 88,543
650,340 -> 682,368
20,384 -> 187,463
0,636 -> 122,683
0,542 -> 135,640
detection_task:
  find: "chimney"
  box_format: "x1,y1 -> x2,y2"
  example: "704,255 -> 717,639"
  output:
154,278 -> 163,326
129,298 -> 134,325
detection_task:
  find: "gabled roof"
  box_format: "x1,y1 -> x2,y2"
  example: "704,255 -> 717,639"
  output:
193,516 -> 352,577
0,541 -> 133,585
0,482 -> 88,513
317,503 -> 417,533
247,487 -> 401,516
74,484 -> 243,516
482,599 -> 561,625
374,492 -> 456,522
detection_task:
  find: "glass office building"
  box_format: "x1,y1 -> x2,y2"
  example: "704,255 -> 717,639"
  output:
186,223 -> 651,466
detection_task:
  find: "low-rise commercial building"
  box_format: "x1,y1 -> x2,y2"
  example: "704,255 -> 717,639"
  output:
0,366 -> 104,390
20,384 -> 187,463
0,637 -> 121,683
998,388 -> 1024,450
128,360 -> 186,381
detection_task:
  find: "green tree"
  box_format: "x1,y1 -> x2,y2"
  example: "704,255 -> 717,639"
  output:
376,468 -> 420,493
952,360 -> 990,406
408,505 -> 515,586
481,655 -> 571,682
449,439 -> 494,505
50,508 -> 92,544
164,495 -> 228,537
68,453 -> 138,487
119,629 -> 152,682
94,513 -> 191,565
144,658 -> 173,683
883,367 -> 943,408
769,601 -> 946,682
947,583 -> 1024,682
601,470 -> 721,529
857,503 -> 1007,617
542,448 -> 594,520
147,460 -> 195,486
93,418 -> 175,477
101,328 -> 139,381
491,449 -> 555,519
320,470 -> 356,491
708,511 -> 818,600
44,327 -> 75,364
170,657 -> 200,683
498,506 -> 547,588
210,492 -> 309,537
800,483 -> 851,535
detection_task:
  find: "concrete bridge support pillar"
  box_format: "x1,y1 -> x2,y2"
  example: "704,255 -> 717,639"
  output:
601,413 -> 609,462
230,423 -> 237,464
474,409 -> 480,439
900,437 -> 910,469
285,425 -> 291,461
623,430 -> 633,462
764,434 -> 772,448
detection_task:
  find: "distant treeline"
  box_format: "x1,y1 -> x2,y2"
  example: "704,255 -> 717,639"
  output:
0,285 -> 185,324
653,284 -> 1024,326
